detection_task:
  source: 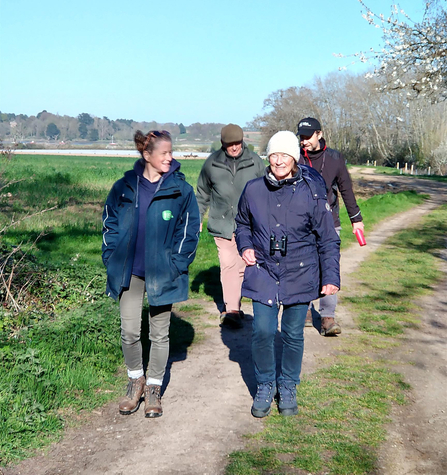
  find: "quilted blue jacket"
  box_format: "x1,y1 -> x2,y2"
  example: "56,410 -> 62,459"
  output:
235,165 -> 340,307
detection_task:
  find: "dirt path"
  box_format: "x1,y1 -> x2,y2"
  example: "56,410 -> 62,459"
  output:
3,170 -> 447,475
374,254 -> 447,475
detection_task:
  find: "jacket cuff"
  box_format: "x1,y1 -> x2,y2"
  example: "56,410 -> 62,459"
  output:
349,211 -> 363,223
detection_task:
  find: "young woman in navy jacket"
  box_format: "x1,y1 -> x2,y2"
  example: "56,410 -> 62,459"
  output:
102,130 -> 200,418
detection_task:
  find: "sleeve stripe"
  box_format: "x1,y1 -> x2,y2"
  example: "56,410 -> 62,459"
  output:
349,211 -> 361,219
102,205 -> 110,246
188,230 -> 200,258
178,212 -> 189,254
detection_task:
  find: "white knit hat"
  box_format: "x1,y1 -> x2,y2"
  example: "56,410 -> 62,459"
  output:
266,131 -> 300,162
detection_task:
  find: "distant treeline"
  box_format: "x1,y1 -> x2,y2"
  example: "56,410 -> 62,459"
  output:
0,110 -> 232,144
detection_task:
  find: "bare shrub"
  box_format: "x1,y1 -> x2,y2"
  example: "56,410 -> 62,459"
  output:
431,142 -> 447,175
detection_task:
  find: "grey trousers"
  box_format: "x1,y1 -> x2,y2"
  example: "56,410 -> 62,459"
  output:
316,293 -> 337,318
119,275 -> 172,381
313,227 -> 340,318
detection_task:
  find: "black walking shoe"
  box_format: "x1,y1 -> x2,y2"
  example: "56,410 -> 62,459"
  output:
251,381 -> 276,418
277,381 -> 298,416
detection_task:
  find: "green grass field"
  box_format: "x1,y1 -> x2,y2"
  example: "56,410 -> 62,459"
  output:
0,153 -> 434,466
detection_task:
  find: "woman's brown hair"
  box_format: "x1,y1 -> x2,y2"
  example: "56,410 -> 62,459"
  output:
134,130 -> 171,157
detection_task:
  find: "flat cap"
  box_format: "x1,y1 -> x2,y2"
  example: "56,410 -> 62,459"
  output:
221,123 -> 243,144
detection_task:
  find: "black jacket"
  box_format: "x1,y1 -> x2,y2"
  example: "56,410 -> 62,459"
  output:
298,139 -> 362,227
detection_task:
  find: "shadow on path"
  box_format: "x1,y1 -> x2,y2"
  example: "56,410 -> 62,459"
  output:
220,313 -> 257,398
219,310 -> 293,398
191,266 -> 225,313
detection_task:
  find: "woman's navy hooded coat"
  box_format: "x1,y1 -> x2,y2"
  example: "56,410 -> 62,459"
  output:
235,165 -> 340,307
102,159 -> 200,306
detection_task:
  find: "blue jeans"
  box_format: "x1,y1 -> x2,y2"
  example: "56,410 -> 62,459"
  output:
252,301 -> 308,385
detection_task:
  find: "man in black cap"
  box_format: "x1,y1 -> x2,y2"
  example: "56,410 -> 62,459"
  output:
196,124 -> 265,328
297,117 -> 364,336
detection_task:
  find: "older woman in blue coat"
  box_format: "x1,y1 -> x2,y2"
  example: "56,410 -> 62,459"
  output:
235,131 -> 340,418
102,130 -> 200,418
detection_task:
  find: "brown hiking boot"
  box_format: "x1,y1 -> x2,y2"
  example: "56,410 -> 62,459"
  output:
144,384 -> 163,418
119,375 -> 145,415
321,317 -> 341,336
305,308 -> 313,327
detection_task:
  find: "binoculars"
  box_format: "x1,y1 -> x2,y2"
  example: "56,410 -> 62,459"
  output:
270,234 -> 287,256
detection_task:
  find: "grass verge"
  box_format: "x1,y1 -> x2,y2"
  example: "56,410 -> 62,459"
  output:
225,204 -> 447,475
338,190 -> 426,249
0,299 -> 205,465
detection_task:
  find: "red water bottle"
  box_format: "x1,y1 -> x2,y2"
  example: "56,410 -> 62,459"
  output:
354,228 -> 367,246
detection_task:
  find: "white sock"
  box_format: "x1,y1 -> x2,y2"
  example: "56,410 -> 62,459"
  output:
146,377 -> 163,386
128,369 -> 144,379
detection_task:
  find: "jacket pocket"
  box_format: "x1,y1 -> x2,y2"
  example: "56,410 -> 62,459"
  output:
170,258 -> 181,279
286,255 -> 319,293
243,263 -> 271,294
118,192 -> 134,205
165,250 -> 180,280
207,209 -> 230,235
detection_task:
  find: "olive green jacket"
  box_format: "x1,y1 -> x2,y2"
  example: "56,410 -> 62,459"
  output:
196,144 -> 265,239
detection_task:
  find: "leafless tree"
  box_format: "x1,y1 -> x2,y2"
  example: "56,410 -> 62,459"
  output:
252,71 -> 437,165
431,141 -> 447,174
97,117 -> 113,141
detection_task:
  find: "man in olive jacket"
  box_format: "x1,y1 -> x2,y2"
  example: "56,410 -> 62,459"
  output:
196,124 -> 265,328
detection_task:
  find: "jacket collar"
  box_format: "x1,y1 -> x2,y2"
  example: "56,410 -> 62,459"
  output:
133,158 -> 180,180
264,166 -> 303,189
223,144 -> 244,160
264,165 -> 327,200
124,159 -> 182,191
302,138 -> 327,162
214,143 -> 251,164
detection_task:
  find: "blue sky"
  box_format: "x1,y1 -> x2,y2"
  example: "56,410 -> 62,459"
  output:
1,0 -> 425,126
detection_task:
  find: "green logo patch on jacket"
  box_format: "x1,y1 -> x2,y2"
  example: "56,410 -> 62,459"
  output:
162,210 -> 174,221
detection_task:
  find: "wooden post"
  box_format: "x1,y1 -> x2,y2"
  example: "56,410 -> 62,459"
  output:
396,162 -> 399,170
410,164 -> 414,175
405,163 -> 408,173
374,160 -> 377,167
428,167 -> 431,175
